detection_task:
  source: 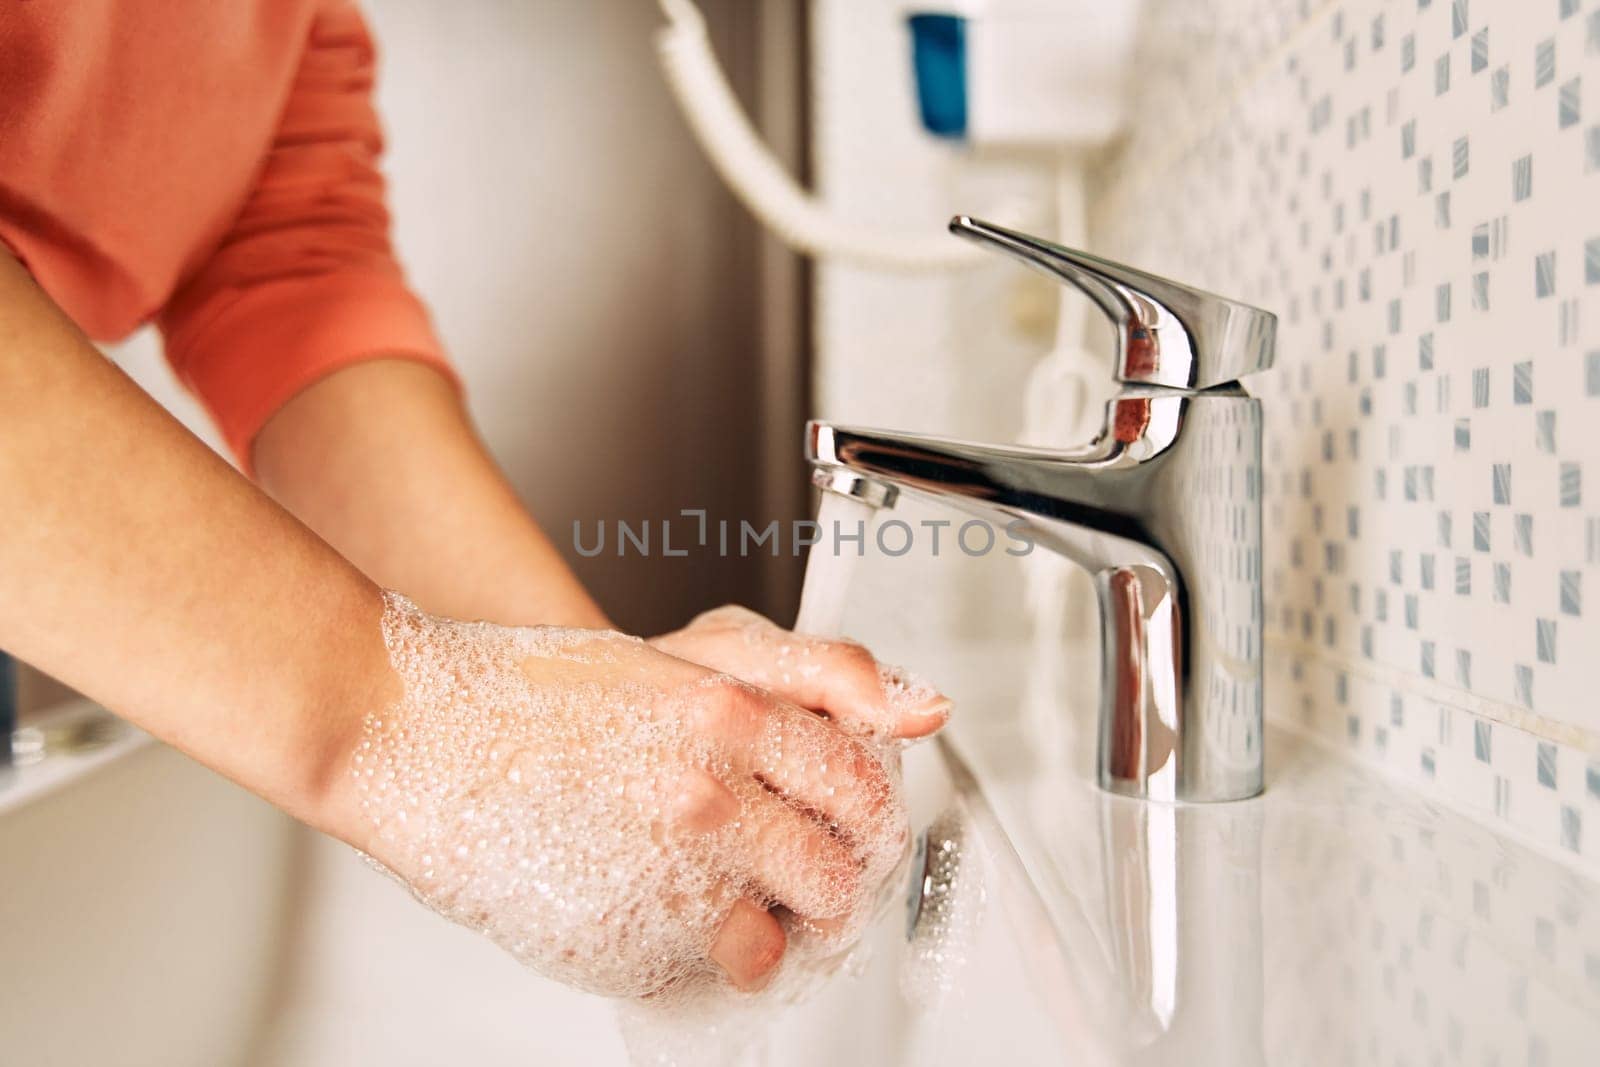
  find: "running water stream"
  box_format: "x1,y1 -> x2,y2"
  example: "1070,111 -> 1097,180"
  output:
792,489 -> 883,638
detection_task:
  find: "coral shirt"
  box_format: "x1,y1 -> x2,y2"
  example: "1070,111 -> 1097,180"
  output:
0,1 -> 452,466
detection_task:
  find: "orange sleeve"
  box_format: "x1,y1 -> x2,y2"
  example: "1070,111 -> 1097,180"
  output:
157,2 -> 456,473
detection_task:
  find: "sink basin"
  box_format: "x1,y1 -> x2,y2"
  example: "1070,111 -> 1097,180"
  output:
3,644 -> 1596,1065
253,638 -> 1600,1065
248,710 -> 1076,1067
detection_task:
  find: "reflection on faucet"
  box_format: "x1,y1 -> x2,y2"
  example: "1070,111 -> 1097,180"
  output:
945,723 -> 1267,1066
1096,796 -> 1265,1066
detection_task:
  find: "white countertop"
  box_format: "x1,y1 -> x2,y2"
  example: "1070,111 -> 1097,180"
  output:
6,648 -> 1596,1065
927,639 -> 1600,1066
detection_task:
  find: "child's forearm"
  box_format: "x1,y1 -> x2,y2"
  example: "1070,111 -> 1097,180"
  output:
252,359 -> 610,630
0,252 -> 389,832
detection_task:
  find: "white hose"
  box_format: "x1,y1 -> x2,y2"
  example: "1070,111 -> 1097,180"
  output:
655,0 -> 989,272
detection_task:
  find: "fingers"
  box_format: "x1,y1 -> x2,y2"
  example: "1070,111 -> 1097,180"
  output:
667,769 -> 741,834
684,680 -> 894,837
750,701 -> 897,836
768,640 -> 951,740
734,787 -> 860,920
655,607 -> 951,740
709,898 -> 786,991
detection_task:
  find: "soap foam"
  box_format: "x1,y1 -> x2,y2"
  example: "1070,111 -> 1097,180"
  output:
655,603 -> 945,744
877,661 -> 940,719
354,593 -> 912,1011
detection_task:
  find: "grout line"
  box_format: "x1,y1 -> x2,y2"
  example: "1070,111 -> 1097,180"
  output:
1268,713 -> 1600,884
1266,632 -> 1600,754
1267,727 -> 1600,1001
1093,0 -> 1345,219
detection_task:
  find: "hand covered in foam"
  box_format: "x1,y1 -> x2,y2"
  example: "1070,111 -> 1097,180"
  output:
651,605 -> 953,741
346,595 -> 949,1000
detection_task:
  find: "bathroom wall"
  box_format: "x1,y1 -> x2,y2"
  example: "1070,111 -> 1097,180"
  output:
1093,0 -> 1600,867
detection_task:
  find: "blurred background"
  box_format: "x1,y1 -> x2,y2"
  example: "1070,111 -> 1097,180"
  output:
109,0 -> 814,639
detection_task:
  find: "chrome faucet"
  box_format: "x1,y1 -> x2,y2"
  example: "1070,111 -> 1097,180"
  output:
806,216 -> 1276,803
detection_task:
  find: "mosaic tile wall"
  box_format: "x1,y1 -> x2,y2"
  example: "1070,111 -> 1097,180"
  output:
1093,0 -> 1600,868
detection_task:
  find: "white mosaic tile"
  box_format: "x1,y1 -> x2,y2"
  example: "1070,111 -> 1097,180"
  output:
1095,0 -> 1600,868
1269,652 -> 1600,872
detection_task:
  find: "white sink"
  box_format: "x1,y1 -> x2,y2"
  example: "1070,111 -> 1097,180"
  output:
3,645 -> 1597,1066
248,722 -> 1071,1067
931,641 -> 1600,1067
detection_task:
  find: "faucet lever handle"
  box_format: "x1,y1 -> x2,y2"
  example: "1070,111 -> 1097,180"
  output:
949,215 -> 1276,391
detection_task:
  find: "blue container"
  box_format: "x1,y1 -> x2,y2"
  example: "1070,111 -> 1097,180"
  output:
907,13 -> 969,139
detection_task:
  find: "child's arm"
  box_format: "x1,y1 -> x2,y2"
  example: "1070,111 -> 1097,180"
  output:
0,249 -> 388,826
251,358 -> 609,629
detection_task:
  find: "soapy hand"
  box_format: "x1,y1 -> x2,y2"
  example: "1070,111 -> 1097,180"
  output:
651,605 -> 952,741
344,595 -> 950,1000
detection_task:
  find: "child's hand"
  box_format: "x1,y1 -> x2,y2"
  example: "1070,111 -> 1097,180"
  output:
338,595 -> 933,999
650,605 -> 952,741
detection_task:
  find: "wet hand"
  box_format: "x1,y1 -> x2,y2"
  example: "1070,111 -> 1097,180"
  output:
342,595 -> 913,999
650,605 -> 952,741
